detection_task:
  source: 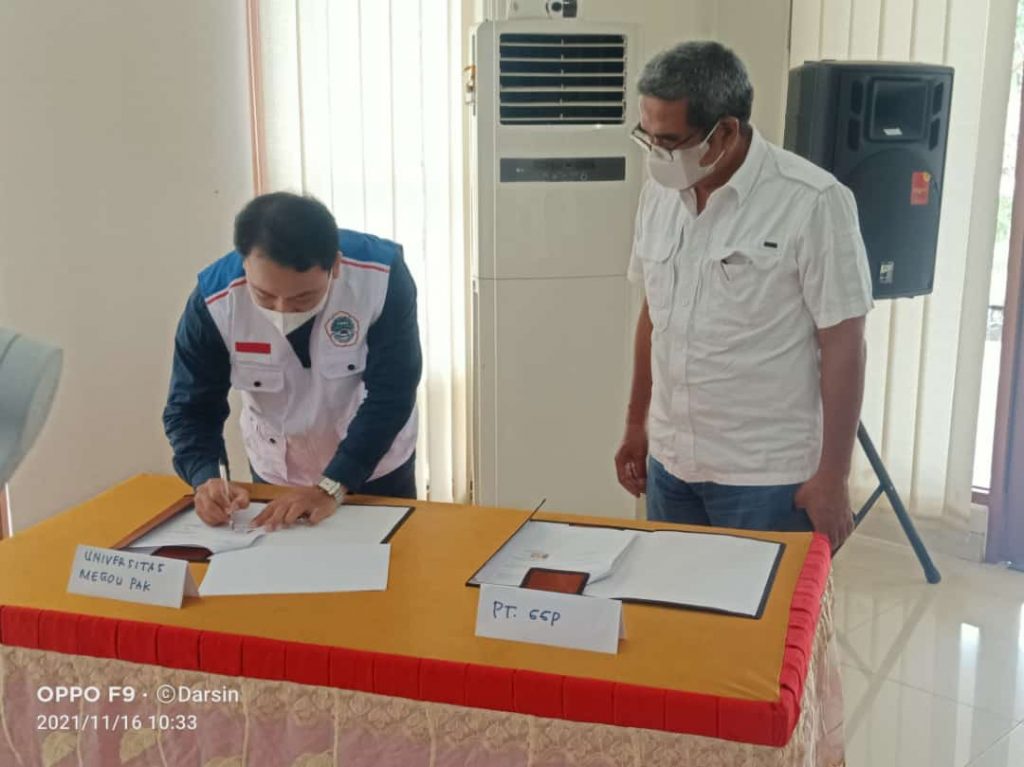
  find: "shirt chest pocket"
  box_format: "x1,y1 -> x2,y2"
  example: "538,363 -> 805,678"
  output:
705,243 -> 787,313
636,237 -> 676,331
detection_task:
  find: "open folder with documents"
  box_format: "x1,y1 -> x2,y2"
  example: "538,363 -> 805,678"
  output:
126,503 -> 411,554
470,521 -> 784,619
124,503 -> 411,597
469,521 -> 638,587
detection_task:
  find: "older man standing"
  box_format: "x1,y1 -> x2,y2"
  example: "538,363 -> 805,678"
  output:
614,41 -> 874,550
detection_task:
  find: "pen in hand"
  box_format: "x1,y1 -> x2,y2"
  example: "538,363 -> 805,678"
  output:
218,461 -> 235,531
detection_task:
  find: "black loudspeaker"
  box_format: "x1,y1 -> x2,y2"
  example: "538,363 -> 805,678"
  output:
784,61 -> 954,299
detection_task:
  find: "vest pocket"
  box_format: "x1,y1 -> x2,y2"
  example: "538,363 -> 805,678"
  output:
231,364 -> 285,393
320,346 -> 368,379
240,407 -> 287,480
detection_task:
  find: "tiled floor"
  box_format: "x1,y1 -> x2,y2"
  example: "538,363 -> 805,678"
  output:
834,534 -> 1024,766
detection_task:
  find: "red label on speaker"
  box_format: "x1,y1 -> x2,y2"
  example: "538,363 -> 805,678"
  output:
911,172 -> 931,206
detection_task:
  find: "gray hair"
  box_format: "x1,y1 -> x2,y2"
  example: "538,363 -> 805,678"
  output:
637,41 -> 753,131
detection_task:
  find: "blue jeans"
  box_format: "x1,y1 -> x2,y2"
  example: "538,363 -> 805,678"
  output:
646,457 -> 812,532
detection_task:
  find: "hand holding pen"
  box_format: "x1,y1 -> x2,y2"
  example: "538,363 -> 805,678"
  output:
193,463 -> 251,528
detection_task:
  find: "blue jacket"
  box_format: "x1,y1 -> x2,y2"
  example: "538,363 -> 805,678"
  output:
162,230 -> 422,491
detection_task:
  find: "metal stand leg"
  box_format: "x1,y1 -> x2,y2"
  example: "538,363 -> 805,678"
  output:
854,422 -> 941,584
0,483 -> 9,540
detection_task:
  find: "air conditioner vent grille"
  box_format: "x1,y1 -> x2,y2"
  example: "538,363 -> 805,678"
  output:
498,32 -> 627,125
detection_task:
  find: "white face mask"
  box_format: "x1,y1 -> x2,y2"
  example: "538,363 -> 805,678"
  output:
646,121 -> 724,190
253,277 -> 332,337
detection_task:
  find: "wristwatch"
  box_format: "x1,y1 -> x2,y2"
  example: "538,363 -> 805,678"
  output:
316,476 -> 346,506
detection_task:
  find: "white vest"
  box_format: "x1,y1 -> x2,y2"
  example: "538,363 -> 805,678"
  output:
200,231 -> 417,487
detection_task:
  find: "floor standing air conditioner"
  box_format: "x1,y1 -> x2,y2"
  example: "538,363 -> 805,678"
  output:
469,16 -> 642,517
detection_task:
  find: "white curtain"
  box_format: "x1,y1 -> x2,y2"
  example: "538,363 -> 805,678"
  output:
250,0 -> 469,502
789,0 -> 1018,521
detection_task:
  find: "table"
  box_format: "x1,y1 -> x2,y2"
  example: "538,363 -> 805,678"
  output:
0,475 -> 844,766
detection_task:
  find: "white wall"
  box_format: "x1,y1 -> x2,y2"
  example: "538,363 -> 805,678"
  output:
710,0 -> 793,143
579,0 -> 712,57
0,1 -> 254,529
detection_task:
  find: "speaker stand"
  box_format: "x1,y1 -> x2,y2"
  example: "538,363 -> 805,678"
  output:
853,422 -> 941,584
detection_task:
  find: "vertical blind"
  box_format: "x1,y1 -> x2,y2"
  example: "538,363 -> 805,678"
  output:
251,0 -> 469,502
790,0 -> 1017,521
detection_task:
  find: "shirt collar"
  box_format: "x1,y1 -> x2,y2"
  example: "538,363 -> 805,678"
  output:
677,125 -> 767,214
722,125 -> 766,206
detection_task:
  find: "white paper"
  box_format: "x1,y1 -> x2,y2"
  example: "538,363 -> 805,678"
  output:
67,545 -> 198,609
198,544 -> 390,596
231,504 -> 409,548
475,584 -> 622,654
584,531 -> 781,617
469,521 -> 637,587
130,506 -> 266,554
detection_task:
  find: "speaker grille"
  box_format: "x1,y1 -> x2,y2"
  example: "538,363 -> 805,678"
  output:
498,33 -> 627,125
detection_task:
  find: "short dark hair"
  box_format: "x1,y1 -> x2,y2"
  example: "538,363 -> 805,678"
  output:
233,192 -> 338,271
637,41 -> 753,132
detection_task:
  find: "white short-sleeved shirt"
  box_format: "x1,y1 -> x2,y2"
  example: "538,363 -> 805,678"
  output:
628,127 -> 874,486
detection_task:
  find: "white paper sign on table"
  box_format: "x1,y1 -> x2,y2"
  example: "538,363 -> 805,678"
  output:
475,584 -> 623,655
67,545 -> 198,609
198,544 -> 390,596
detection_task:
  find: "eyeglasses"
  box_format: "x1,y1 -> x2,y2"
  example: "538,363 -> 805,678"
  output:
629,123 -> 705,160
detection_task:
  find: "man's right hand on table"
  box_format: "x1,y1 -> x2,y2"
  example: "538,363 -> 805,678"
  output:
194,478 -> 250,526
615,424 -> 648,497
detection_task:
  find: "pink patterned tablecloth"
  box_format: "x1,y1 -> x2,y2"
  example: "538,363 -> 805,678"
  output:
0,583 -> 843,767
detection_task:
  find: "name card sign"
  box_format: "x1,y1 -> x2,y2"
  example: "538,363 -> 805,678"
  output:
475,584 -> 623,654
67,545 -> 198,608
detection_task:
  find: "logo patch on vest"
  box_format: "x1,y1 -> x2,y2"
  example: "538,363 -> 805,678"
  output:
326,311 -> 360,347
